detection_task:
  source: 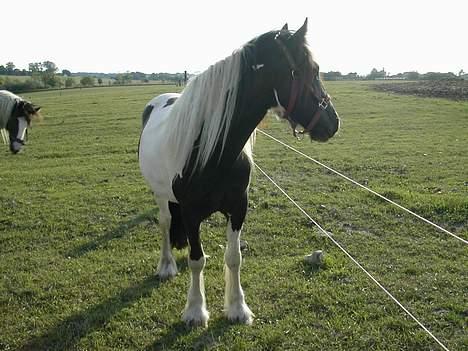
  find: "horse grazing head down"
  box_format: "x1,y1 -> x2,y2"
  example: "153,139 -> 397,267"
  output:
247,18 -> 340,141
0,90 -> 41,154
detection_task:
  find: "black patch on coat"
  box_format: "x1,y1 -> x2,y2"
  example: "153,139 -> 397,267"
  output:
141,104 -> 154,128
168,201 -> 188,249
163,97 -> 178,108
138,104 -> 155,159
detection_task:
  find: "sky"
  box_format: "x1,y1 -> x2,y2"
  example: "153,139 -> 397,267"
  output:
2,0 -> 467,76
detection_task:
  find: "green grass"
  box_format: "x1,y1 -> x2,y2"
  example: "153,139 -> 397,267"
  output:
0,82 -> 466,350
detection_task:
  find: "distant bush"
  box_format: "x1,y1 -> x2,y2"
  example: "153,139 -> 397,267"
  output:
65,77 -> 75,88
0,78 -> 43,93
80,76 -> 95,87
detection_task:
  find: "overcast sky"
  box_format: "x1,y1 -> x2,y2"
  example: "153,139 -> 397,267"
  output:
2,0 -> 467,75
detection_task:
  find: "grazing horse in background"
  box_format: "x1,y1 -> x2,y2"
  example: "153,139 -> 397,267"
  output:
0,90 -> 41,154
139,19 -> 340,327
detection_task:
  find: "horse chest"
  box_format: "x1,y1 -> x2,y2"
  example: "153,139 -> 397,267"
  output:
173,158 -> 252,217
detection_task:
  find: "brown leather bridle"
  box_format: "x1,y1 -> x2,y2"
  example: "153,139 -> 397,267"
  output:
275,32 -> 331,139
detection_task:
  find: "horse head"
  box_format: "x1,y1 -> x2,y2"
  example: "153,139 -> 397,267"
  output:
251,19 -> 340,141
6,100 -> 41,154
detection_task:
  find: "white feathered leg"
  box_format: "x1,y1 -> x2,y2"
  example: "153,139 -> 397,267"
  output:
182,255 -> 209,327
155,198 -> 177,279
224,220 -> 253,324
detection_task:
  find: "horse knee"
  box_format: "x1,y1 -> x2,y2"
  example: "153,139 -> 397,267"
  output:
189,255 -> 206,272
225,248 -> 241,270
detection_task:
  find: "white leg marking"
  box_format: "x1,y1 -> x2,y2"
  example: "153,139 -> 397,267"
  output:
1,129 -> 8,144
224,220 -> 253,325
182,255 -> 209,327
17,117 -> 28,141
155,198 -> 177,279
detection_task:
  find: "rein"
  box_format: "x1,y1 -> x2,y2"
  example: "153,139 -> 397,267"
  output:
274,34 -> 330,139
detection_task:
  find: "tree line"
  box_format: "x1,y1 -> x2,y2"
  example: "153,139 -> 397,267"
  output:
322,68 -> 465,81
1,61 -> 465,93
0,61 -> 188,93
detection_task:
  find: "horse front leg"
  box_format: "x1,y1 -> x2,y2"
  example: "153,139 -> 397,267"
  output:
224,193 -> 253,324
182,215 -> 209,327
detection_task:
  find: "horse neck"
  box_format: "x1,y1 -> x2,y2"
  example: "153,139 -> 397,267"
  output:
217,91 -> 270,168
0,93 -> 17,129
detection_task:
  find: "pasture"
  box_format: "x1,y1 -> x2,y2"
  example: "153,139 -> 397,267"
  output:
0,82 -> 466,350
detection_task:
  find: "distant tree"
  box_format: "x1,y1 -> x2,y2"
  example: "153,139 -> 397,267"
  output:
367,68 -> 386,80
42,61 -> 58,74
5,62 -> 15,74
62,69 -> 72,76
97,78 -> 103,85
344,72 -> 358,80
29,62 -> 43,73
80,76 -> 95,87
37,61 -> 60,87
114,73 -> 132,85
65,77 -> 75,88
405,71 -> 420,80
322,71 -> 342,81
421,72 -> 457,80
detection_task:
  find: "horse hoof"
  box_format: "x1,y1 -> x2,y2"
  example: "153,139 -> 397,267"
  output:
225,304 -> 254,325
156,259 -> 178,279
182,308 -> 209,328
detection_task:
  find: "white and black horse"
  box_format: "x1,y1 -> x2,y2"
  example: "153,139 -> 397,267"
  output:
139,19 -> 340,327
0,90 -> 41,154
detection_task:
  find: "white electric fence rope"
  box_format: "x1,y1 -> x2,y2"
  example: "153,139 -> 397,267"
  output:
257,129 -> 467,245
254,162 -> 450,351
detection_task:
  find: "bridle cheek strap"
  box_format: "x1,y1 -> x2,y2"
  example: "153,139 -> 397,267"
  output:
275,76 -> 329,139
285,74 -> 300,117
273,76 -> 302,138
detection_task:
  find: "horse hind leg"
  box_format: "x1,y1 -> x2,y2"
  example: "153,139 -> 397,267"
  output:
155,198 -> 177,279
182,216 -> 209,327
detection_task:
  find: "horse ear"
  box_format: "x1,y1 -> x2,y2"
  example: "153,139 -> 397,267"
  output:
34,106 -> 41,112
281,23 -> 288,31
292,18 -> 308,40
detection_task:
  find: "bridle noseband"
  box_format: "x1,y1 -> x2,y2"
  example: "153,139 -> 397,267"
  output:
274,33 -> 330,139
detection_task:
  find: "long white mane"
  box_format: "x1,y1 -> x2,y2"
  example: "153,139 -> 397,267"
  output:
0,90 -> 20,129
167,50 -> 244,177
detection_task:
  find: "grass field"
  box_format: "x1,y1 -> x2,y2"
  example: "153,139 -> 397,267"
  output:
1,82 -> 467,350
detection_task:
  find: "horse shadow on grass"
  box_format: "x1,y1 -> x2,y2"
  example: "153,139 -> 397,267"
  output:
19,275 -> 162,351
146,318 -> 236,351
67,209 -> 157,258
20,272 -> 232,351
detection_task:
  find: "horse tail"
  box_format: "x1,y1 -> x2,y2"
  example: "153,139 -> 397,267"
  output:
168,201 -> 188,249
141,104 -> 154,129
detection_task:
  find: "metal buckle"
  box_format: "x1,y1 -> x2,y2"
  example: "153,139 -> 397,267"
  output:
294,129 -> 305,140
318,98 -> 328,110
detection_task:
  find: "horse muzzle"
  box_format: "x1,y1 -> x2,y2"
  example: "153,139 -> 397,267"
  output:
10,138 -> 24,154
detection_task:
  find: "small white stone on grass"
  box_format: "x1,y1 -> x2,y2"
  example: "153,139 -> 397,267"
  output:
305,250 -> 324,265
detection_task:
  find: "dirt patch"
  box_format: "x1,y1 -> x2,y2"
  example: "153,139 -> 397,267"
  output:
373,80 -> 468,101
